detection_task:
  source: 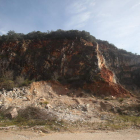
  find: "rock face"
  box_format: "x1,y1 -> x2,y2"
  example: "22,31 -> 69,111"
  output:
98,40 -> 140,94
0,32 -> 139,96
0,39 -> 98,83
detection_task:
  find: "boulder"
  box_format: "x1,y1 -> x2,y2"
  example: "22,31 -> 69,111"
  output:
100,101 -> 114,112
6,108 -> 18,119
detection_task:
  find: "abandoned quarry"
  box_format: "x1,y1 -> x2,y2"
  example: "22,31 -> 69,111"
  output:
0,30 -> 140,139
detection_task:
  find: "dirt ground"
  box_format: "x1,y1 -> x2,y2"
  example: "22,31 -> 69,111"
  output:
0,129 -> 140,140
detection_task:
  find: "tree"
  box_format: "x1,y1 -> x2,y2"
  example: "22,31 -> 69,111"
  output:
7,30 -> 16,36
7,30 -> 18,41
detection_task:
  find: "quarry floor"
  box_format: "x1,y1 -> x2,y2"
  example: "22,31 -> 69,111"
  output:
0,129 -> 140,140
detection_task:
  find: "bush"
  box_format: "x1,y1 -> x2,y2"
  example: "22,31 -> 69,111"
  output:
118,98 -> 124,103
15,76 -> 25,87
21,79 -> 34,86
18,106 -> 57,120
0,78 -> 15,90
15,76 -> 33,87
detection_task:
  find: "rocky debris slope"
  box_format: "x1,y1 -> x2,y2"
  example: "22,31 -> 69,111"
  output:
0,81 -> 139,121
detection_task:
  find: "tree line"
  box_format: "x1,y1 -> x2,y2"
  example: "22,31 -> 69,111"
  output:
0,29 -> 96,43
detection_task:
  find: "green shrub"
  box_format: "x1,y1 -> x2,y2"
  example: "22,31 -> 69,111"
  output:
15,76 -> 25,87
118,98 -> 124,103
104,97 -> 109,100
21,79 -> 34,86
42,101 -> 49,105
0,79 -> 15,90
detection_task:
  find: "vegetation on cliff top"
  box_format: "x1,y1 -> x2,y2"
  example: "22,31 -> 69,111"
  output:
0,30 -> 96,43
0,29 -> 137,56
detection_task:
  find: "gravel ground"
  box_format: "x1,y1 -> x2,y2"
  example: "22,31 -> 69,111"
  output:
0,129 -> 140,140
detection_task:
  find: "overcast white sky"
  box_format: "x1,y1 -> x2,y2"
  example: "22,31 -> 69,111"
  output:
0,0 -> 140,54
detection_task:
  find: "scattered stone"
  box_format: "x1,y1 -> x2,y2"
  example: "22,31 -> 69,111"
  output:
0,126 -> 17,130
86,104 -> 90,108
22,97 -> 28,101
0,101 -> 2,106
111,96 -> 116,100
73,98 -> 83,104
39,97 -> 46,102
33,89 -> 38,96
45,104 -> 53,109
81,105 -> 89,112
92,100 -> 98,103
100,115 -> 108,120
25,96 -> 31,101
114,107 -> 121,113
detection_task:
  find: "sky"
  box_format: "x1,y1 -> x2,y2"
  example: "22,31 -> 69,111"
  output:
0,0 -> 140,54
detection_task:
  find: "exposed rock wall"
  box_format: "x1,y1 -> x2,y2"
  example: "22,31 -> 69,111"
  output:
0,38 -> 138,96
98,41 -> 140,94
96,43 -> 116,83
0,39 -> 99,84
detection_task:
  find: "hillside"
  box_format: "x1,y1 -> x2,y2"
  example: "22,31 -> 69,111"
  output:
0,30 -> 139,96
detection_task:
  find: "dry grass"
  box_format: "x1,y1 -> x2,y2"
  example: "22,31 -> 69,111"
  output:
0,114 -> 140,131
0,104 -> 140,132
64,115 -> 140,131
